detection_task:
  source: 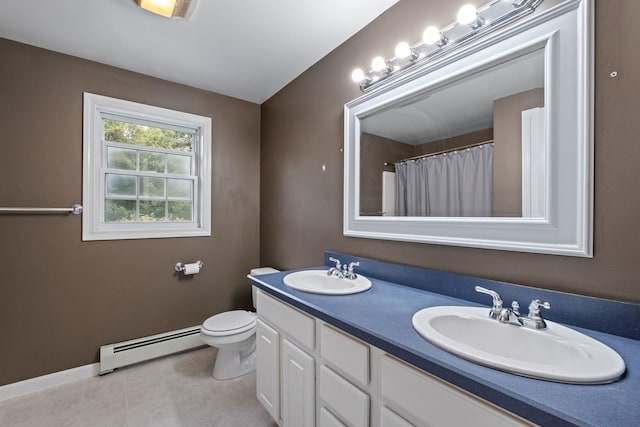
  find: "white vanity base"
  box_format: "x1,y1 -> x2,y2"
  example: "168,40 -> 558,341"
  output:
254,289 -> 533,427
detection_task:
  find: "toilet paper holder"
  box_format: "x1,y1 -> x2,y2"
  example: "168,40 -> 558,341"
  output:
175,260 -> 204,274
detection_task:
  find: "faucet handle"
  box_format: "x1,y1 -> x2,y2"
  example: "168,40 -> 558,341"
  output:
344,261 -> 359,279
475,286 -> 503,319
527,300 -> 551,320
328,257 -> 342,269
523,300 -> 550,330
511,300 -> 521,317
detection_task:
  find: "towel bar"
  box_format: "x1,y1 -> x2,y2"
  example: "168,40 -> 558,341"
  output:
0,204 -> 83,215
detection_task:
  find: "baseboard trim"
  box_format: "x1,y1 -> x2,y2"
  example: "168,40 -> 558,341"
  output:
0,363 -> 100,402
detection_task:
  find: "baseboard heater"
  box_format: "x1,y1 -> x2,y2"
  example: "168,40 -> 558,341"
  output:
99,325 -> 204,375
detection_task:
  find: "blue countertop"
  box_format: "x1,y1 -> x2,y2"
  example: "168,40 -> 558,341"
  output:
249,266 -> 640,427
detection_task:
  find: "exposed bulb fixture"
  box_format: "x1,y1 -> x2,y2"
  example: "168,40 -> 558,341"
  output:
395,42 -> 411,59
350,0 -> 543,92
422,26 -> 447,47
457,4 -> 478,25
351,68 -> 366,83
371,56 -> 390,73
395,42 -> 418,61
133,0 -> 197,19
457,4 -> 485,29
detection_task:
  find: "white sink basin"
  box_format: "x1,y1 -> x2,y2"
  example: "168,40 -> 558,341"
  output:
283,270 -> 372,295
412,306 -> 626,384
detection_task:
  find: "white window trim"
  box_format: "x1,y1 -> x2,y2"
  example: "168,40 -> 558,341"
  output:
83,93 -> 212,241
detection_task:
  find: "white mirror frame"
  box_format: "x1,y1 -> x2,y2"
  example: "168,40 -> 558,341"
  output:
344,0 -> 593,257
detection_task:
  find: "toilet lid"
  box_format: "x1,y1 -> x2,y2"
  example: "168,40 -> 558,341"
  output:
202,310 -> 256,335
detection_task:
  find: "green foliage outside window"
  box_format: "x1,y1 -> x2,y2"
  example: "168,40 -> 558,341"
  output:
104,119 -> 193,151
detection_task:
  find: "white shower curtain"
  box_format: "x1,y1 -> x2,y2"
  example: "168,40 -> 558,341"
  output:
395,144 -> 493,217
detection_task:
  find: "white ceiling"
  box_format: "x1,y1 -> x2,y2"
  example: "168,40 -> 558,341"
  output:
0,0 -> 399,104
361,49 -> 545,145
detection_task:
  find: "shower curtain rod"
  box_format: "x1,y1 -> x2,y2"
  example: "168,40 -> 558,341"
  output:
0,204 -> 83,215
384,139 -> 494,167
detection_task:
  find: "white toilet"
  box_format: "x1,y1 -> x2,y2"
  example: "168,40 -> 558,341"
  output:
200,267 -> 279,380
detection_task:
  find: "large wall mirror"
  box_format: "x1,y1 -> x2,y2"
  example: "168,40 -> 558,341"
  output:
344,0 -> 593,256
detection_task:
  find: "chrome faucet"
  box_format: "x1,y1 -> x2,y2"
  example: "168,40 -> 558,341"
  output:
474,286 -> 503,319
344,261 -> 359,279
327,257 -> 343,277
521,300 -> 551,330
475,286 -> 551,330
327,257 -> 359,279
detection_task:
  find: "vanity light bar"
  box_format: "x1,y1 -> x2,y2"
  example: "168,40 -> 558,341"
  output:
352,0 -> 544,91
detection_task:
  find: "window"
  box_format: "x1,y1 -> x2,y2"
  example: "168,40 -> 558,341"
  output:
83,93 -> 211,240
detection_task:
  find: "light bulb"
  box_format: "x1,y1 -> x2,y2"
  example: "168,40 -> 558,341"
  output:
395,42 -> 412,59
457,4 -> 478,26
351,68 -> 366,83
138,0 -> 178,18
422,26 -> 442,45
371,56 -> 387,72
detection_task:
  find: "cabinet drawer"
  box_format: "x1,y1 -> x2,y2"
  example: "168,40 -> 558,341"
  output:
257,290 -> 315,350
380,407 -> 414,427
320,407 -> 347,427
381,355 -> 531,427
320,365 -> 369,427
320,324 -> 369,386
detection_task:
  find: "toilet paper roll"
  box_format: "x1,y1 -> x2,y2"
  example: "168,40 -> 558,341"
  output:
184,262 -> 201,275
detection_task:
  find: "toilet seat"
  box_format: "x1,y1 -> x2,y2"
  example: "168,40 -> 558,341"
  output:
201,310 -> 256,337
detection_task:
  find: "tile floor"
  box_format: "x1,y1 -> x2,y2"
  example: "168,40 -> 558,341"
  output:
0,347 -> 275,427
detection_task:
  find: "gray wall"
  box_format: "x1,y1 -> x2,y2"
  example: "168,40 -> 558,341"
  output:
260,0 -> 640,304
0,38 -> 261,386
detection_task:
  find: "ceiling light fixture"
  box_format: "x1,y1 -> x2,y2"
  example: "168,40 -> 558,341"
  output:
351,0 -> 544,92
133,0 -> 197,19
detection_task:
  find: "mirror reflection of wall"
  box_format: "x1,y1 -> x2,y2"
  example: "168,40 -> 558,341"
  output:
359,48 -> 545,218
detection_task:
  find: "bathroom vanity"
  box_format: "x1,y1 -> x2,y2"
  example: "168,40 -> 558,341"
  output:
249,252 -> 640,427
254,289 -> 529,427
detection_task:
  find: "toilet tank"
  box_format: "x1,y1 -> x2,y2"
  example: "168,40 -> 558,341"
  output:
250,267 -> 280,309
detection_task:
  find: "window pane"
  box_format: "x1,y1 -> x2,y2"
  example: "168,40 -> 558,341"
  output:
104,119 -> 194,152
169,201 -> 193,222
167,154 -> 191,175
139,177 -> 165,197
167,179 -> 192,198
140,152 -> 166,173
139,201 -> 166,221
107,147 -> 136,170
105,200 -> 136,222
107,174 -> 136,196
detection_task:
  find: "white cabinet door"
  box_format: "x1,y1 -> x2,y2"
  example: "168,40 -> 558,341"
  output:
256,319 -> 280,422
282,338 -> 315,427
